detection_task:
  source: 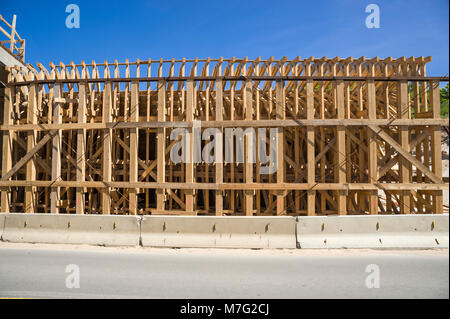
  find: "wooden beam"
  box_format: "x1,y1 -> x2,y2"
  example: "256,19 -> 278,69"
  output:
306,78 -> 315,216
430,80 -> 443,214
25,83 -> 37,213
276,80 -> 285,215
186,79 -> 194,213
50,84 -> 62,214
336,80 -> 346,215
1,85 -> 13,212
129,80 -> 139,215
2,118 -> 447,132
0,180 -> 446,191
215,78 -> 223,216
102,81 -> 112,214
157,79 -> 166,212
76,82 -> 86,214
367,79 -> 378,214
244,79 -> 253,216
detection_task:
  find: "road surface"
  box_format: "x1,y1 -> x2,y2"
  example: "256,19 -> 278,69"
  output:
0,243 -> 448,298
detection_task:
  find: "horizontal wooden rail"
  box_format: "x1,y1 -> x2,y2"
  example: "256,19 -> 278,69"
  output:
1,119 -> 448,132
6,75 -> 450,86
0,181 -> 447,191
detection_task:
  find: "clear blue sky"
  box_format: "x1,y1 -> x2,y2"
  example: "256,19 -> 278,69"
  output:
2,0 -> 449,76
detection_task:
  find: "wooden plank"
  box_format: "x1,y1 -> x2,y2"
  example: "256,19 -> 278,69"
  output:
185,79 -> 194,213
306,78 -> 315,216
157,79 -> 166,211
398,80 -> 411,214
0,180 -> 446,191
102,81 -> 112,214
25,83 -> 37,213
430,80 -> 443,214
244,79 -> 253,216
1,85 -> 13,212
215,78 -> 223,216
2,118 -> 447,132
50,84 -> 62,214
367,79 -> 378,214
336,80 -> 347,215
76,82 -> 86,214
276,80 -> 285,215
129,80 -> 139,215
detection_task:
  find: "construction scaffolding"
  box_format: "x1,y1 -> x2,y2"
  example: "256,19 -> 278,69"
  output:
0,57 -> 447,216
0,14 -> 25,62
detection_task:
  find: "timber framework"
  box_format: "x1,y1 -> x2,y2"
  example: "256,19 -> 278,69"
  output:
0,56 -> 448,216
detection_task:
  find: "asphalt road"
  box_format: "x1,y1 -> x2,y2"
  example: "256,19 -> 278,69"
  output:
0,246 -> 448,299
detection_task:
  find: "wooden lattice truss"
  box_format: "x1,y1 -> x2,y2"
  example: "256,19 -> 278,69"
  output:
0,56 -> 447,215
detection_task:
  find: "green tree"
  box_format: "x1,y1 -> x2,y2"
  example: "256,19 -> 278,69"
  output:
441,83 -> 449,118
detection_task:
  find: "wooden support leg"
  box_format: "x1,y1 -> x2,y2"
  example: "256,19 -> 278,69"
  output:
76,83 -> 86,214
1,85 -> 13,212
244,79 -> 253,216
430,80 -> 443,214
50,84 -> 62,214
102,81 -> 112,214
215,78 -> 223,216
306,79 -> 315,216
276,80 -> 285,215
157,79 -> 166,212
398,80 -> 411,214
336,80 -> 346,215
367,79 -> 378,214
129,81 -> 139,215
25,83 -> 37,213
186,79 -> 194,213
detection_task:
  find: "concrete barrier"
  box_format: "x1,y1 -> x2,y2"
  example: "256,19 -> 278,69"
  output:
296,214 -> 449,249
141,216 -> 297,248
2,213 -> 140,246
0,213 -> 5,240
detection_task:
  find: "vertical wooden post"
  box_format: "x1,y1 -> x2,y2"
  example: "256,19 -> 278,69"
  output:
398,80 -> 411,214
319,63 -> 326,214
25,83 -> 37,213
9,15 -> 16,53
276,80 -> 285,215
367,78 -> 378,214
50,84 -> 62,214
306,78 -> 315,216
294,76 -> 300,213
244,79 -> 253,216
430,80 -> 443,214
186,79 -> 194,213
157,79 -> 166,212
215,77 -> 223,216
76,82 -> 86,214
1,84 -> 13,212
129,80 -> 139,215
336,80 -> 347,215
102,81 -> 112,214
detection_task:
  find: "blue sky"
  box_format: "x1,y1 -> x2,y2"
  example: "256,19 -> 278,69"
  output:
1,0 -> 449,76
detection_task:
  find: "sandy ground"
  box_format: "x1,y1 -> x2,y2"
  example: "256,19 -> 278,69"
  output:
0,241 -> 447,257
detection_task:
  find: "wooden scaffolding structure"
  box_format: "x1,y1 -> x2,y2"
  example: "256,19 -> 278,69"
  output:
0,56 -> 447,216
